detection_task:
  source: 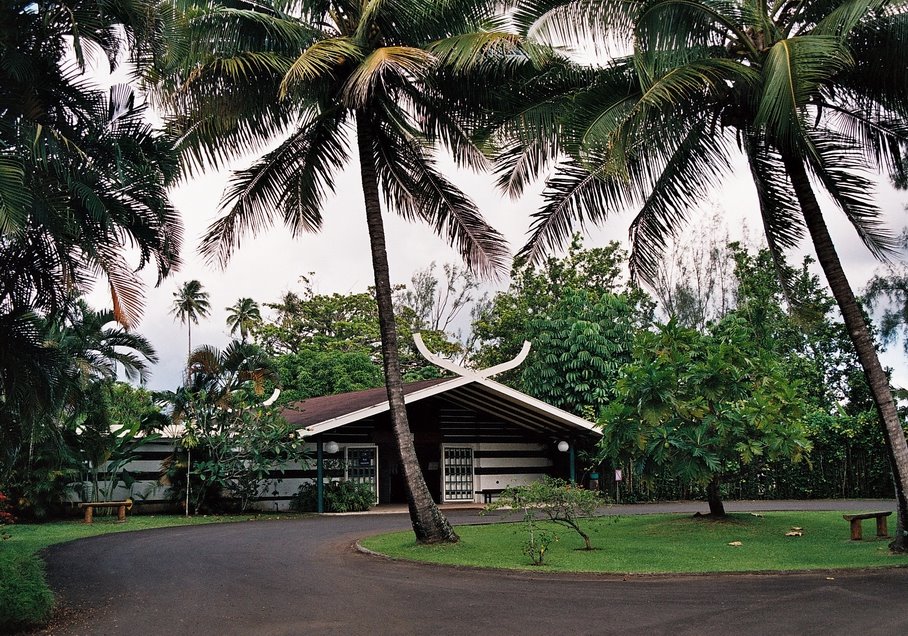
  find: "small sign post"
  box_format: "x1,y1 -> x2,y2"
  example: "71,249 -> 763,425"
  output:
614,468 -> 623,503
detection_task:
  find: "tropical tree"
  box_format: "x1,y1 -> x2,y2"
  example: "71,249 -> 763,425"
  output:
507,0 -> 908,549
156,1 -> 518,541
0,1 -> 182,329
54,301 -> 158,387
226,297 -> 262,344
600,318 -> 811,517
1,300 -> 159,517
274,349 -> 384,404
171,280 -> 211,358
472,237 -> 652,385
161,340 -> 279,514
521,288 -> 638,418
1,1 -> 181,471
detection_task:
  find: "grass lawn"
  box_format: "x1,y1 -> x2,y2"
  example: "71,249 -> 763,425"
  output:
361,511 -> 907,574
0,512 -> 305,632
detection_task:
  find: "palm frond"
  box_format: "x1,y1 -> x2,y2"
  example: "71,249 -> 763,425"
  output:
0,157 -> 30,234
513,0 -> 638,48
635,0 -> 752,70
820,96 -> 908,178
812,0 -> 888,37
755,35 -> 854,148
280,37 -> 363,98
493,139 -> 558,199
742,134 -> 805,297
843,10 -> 908,117
370,113 -> 509,277
95,249 -> 145,330
342,46 -> 434,108
279,114 -> 351,237
200,111 -> 349,267
405,85 -> 491,171
627,118 -> 735,285
429,30 -> 546,75
517,159 -> 619,265
803,129 -> 897,260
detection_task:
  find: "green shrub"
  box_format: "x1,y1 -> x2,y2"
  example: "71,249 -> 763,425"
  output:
0,551 -> 54,633
290,481 -> 374,513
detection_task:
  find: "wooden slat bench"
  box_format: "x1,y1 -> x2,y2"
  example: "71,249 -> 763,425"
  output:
842,511 -> 891,540
476,489 -> 507,504
78,499 -> 133,524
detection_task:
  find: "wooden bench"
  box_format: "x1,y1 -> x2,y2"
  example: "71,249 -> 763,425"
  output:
78,499 -> 133,524
842,511 -> 892,540
476,489 -> 507,504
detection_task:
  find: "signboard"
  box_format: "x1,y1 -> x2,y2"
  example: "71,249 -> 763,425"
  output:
614,469 -> 623,482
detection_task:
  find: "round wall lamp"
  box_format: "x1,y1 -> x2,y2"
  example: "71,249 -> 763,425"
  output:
557,440 -> 569,453
325,441 -> 339,454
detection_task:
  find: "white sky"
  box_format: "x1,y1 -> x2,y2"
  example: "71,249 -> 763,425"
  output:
87,144 -> 908,392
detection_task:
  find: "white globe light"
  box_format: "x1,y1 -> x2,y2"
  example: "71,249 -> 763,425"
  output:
557,441 -> 570,453
325,441 -> 339,454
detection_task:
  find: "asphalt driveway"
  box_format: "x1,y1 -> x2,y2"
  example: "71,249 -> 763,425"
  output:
40,501 -> 908,635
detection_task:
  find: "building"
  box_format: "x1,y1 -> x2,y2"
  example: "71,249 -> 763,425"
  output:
70,338 -> 602,511
282,337 -> 602,506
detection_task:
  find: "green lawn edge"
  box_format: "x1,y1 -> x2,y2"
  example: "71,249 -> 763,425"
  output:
0,513 -> 309,632
360,511 -> 908,575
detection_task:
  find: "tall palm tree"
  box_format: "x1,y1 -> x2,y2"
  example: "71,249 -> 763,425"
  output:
156,0 -> 518,543
226,297 -> 262,344
171,280 -> 211,358
505,0 -> 908,548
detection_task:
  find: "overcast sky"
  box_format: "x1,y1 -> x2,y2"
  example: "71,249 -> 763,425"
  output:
70,20 -> 908,395
85,141 -> 908,392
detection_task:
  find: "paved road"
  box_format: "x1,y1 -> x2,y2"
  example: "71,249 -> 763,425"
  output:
41,501 -> 907,635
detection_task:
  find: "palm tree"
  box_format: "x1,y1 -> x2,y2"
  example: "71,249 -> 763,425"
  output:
185,341 -> 278,403
171,280 -> 211,359
0,1 -> 179,513
54,300 -> 159,389
226,298 -> 262,344
0,1 -> 182,329
506,1 -> 908,548
156,1 -> 518,543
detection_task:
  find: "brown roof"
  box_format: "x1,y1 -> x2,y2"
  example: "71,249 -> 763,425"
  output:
282,377 -> 452,429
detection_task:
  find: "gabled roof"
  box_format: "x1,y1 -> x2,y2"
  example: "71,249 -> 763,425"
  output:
283,375 -> 602,439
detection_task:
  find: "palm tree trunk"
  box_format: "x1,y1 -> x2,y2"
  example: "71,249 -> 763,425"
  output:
783,151 -> 908,551
355,112 -> 458,544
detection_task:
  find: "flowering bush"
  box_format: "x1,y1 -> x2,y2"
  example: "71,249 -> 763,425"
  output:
0,492 -> 16,525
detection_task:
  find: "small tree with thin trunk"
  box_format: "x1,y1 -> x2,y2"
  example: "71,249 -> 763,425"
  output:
486,476 -> 602,551
599,318 -> 811,518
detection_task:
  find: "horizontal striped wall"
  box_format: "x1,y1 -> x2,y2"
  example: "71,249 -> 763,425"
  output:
438,404 -> 555,502
66,440 -> 321,511
68,398 -> 565,509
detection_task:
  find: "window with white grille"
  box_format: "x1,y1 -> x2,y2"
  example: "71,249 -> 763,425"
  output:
443,447 -> 474,502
